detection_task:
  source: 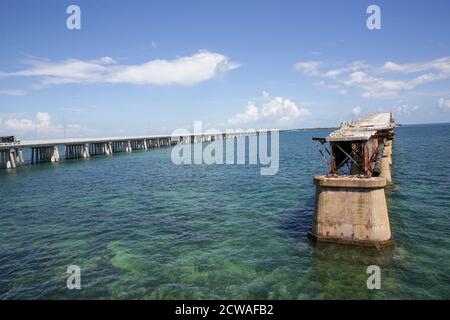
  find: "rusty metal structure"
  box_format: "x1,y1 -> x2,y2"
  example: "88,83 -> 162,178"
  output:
313,113 -> 395,178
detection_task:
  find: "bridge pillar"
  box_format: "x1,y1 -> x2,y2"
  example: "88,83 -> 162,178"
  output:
381,140 -> 393,185
309,176 -> 394,249
17,148 -> 25,165
106,142 -> 113,155
0,150 -> 5,168
51,146 -> 60,163
82,144 -> 90,158
5,149 -> 17,169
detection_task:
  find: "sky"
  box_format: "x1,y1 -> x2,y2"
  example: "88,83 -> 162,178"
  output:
0,0 -> 450,139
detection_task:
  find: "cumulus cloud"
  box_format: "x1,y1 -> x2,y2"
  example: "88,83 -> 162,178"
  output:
0,112 -> 82,136
0,50 -> 240,88
2,112 -> 54,134
228,94 -> 310,127
294,56 -> 450,98
228,102 -> 260,126
438,97 -> 450,110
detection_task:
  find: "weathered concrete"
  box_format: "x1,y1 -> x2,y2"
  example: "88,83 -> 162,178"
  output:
310,112 -> 396,249
309,176 -> 394,249
380,139 -> 393,184
31,146 -> 60,164
17,148 -> 25,165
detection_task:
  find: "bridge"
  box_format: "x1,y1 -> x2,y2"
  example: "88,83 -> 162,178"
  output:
0,131 -> 256,169
309,112 -> 396,249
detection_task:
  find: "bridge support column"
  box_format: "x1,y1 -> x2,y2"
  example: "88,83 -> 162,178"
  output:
0,150 -> 6,168
309,176 -> 394,249
106,142 -> 113,155
82,144 -> 90,158
126,140 -> 132,153
381,140 -> 392,185
30,146 -> 58,164
51,146 -> 60,163
17,148 -> 25,165
5,148 -> 17,169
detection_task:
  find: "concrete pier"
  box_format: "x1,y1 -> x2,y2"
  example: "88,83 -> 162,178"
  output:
31,146 -> 60,164
310,113 -> 396,249
0,149 -> 19,169
90,142 -> 113,156
381,139 -> 393,184
309,176 -> 394,248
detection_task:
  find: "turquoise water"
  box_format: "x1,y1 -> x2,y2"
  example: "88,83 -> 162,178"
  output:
0,125 -> 449,299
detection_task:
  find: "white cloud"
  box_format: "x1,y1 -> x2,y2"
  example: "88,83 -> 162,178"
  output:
294,60 -> 368,79
314,80 -> 340,90
352,106 -> 362,117
0,50 -> 240,88
392,103 -> 420,116
0,89 -> 27,96
228,101 -> 259,126
377,57 -> 450,74
228,96 -> 310,127
294,61 -> 322,76
342,71 -> 448,98
322,61 -> 368,79
0,112 -> 83,136
294,56 -> 450,98
2,112 -> 54,134
438,97 -> 450,109
262,90 -> 270,98
343,71 -> 412,97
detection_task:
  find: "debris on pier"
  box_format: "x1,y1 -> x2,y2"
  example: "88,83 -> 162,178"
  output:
313,112 -> 395,180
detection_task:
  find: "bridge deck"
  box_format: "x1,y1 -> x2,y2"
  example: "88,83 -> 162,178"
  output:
0,131 -> 255,150
326,112 -> 395,142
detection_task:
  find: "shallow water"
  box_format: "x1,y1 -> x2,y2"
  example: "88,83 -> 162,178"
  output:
0,124 -> 449,299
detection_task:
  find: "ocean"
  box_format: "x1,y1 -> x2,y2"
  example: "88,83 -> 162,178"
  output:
0,124 -> 449,299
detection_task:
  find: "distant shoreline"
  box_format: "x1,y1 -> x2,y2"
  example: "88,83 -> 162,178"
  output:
280,127 -> 337,133
281,121 -> 450,133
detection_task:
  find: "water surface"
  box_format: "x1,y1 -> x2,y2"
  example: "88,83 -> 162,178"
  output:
0,124 -> 449,299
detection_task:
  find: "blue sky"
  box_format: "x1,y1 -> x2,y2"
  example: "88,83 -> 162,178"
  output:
1,0 -> 450,139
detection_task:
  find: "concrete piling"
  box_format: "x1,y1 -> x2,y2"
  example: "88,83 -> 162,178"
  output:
310,113 -> 396,249
309,176 -> 394,248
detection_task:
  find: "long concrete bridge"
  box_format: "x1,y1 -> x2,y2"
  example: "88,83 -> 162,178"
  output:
0,131 -> 256,169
